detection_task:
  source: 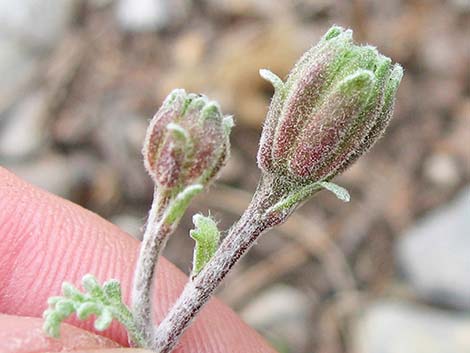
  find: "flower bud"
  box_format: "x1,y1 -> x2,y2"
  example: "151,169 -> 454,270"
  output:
258,26 -> 403,182
143,89 -> 233,188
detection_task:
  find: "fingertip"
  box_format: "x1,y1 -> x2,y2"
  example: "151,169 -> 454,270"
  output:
0,167 -> 276,353
0,314 -> 120,353
65,349 -> 153,353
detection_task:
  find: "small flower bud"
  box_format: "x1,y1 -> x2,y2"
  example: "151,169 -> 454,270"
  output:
143,89 -> 233,188
258,26 -> 403,183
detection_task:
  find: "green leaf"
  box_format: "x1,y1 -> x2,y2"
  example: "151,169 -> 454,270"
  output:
269,183 -> 322,213
61,282 -> 84,301
268,181 -> 350,215
103,279 -> 122,303
44,312 -> 61,337
77,302 -> 101,320
47,296 -> 63,306
82,274 -> 105,299
164,184 -> 203,225
43,274 -> 145,347
318,181 -> 350,202
94,309 -> 113,331
190,214 -> 220,276
54,299 -> 75,316
259,69 -> 285,92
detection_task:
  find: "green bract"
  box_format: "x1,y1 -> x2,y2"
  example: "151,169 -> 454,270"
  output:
43,274 -> 145,346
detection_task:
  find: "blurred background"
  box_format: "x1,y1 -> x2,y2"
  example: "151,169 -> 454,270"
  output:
0,0 -> 469,352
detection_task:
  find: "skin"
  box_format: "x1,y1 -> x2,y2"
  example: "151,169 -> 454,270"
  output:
0,167 -> 276,353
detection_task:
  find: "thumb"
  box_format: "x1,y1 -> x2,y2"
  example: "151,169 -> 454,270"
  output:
0,314 -> 152,353
0,167 -> 276,353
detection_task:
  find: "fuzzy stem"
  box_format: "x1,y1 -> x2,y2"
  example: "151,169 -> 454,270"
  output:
152,175 -> 284,352
112,301 -> 147,347
131,186 -> 172,345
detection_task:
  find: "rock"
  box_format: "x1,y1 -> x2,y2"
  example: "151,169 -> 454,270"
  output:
115,0 -> 190,33
94,109 -> 151,201
116,0 -> 166,32
240,284 -> 312,352
396,188 -> 470,309
0,37 -> 38,110
0,91 -> 49,159
423,153 -> 460,188
354,300 -> 470,353
172,31 -> 207,68
203,0 -> 290,18
0,0 -> 77,110
450,0 -> 470,12
0,0 -> 77,48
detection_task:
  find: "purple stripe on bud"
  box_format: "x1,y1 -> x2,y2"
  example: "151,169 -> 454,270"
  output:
288,70 -> 375,179
143,89 -> 232,189
256,26 -> 403,184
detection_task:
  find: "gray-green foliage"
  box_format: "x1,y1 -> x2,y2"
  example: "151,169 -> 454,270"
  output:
190,214 -> 220,276
43,274 -> 144,346
317,181 -> 350,202
163,184 -> 204,225
269,181 -> 350,214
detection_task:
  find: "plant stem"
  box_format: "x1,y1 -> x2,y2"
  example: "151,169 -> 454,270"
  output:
131,186 -> 172,346
112,301 -> 147,347
152,175 -> 284,352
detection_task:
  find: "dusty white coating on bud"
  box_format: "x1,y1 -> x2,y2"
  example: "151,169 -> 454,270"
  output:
258,26 -> 403,183
143,89 -> 233,189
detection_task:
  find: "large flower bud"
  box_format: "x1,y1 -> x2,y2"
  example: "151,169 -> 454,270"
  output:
258,26 -> 403,183
143,89 -> 233,188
